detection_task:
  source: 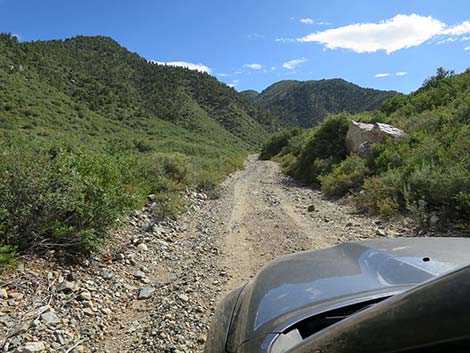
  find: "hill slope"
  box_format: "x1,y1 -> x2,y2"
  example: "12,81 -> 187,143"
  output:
247,79 -> 397,128
240,89 -> 260,100
0,34 -> 278,151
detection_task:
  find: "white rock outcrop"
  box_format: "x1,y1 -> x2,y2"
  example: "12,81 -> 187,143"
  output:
346,121 -> 405,154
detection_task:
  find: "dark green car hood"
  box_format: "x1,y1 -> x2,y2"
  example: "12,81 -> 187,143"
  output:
228,237 -> 470,350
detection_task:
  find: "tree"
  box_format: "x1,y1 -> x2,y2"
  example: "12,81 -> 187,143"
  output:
422,67 -> 455,89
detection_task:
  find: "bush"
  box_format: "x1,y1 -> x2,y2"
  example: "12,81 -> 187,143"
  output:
153,153 -> 191,186
354,174 -> 402,218
0,244 -> 17,271
192,154 -> 244,197
320,155 -> 369,198
152,192 -> 186,221
0,142 -> 135,255
402,161 -> 470,218
288,114 -> 350,184
193,169 -> 220,197
259,128 -> 300,160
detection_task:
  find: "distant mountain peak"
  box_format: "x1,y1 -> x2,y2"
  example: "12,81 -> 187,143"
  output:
249,79 -> 398,128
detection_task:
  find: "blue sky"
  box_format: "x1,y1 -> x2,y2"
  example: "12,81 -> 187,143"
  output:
2,0 -> 470,93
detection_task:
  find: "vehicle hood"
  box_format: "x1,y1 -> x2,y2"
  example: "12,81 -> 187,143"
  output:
228,237 -> 470,349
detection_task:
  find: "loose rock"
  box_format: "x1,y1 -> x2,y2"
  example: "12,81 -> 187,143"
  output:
40,309 -> 61,325
138,287 -> 155,300
18,341 -> 46,352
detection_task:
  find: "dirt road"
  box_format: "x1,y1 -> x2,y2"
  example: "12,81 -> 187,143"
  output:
2,156 -> 411,353
110,155 -> 409,352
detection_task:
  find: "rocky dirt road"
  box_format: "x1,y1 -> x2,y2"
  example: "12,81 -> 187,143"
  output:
114,155 -> 411,353
1,156 -> 412,353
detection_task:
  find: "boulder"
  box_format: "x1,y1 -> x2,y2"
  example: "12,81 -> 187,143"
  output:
346,121 -> 405,155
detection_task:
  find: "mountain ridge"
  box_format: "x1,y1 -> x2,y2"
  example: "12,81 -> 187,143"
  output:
242,78 -> 398,128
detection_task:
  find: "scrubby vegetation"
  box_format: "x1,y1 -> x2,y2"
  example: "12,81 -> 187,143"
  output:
0,140 -> 135,255
0,137 -> 244,260
0,33 -> 270,260
283,114 -> 351,184
259,128 -> 301,160
320,155 -> 369,198
262,68 -> 470,226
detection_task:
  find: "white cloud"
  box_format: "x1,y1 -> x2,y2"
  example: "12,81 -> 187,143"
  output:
444,21 -> 470,36
243,63 -> 263,70
283,58 -> 308,70
300,18 -> 314,25
12,33 -> 21,41
299,18 -> 331,25
233,79 -> 240,83
248,33 -> 265,40
217,73 -> 230,77
298,14 -> 446,54
465,46 -> 470,51
376,72 -> 408,77
294,14 -> 470,54
437,36 -> 459,45
275,37 -> 296,43
154,61 -> 211,73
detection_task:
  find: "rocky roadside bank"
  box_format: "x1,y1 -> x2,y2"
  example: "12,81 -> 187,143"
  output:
0,189 -> 220,353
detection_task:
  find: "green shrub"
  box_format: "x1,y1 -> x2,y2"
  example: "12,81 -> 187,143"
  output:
191,154 -> 244,197
152,192 -> 186,221
193,168 -> 220,195
133,139 -> 155,153
259,128 -> 300,160
153,153 -> 191,186
403,161 -> 470,218
288,113 -> 350,184
279,153 -> 298,174
0,244 -> 17,271
354,174 -> 401,218
0,142 -> 134,254
320,155 -> 369,198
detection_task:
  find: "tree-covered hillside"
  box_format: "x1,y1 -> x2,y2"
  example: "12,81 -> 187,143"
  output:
240,89 -> 260,100
248,79 -> 397,128
0,34 -> 279,150
0,34 -> 280,260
